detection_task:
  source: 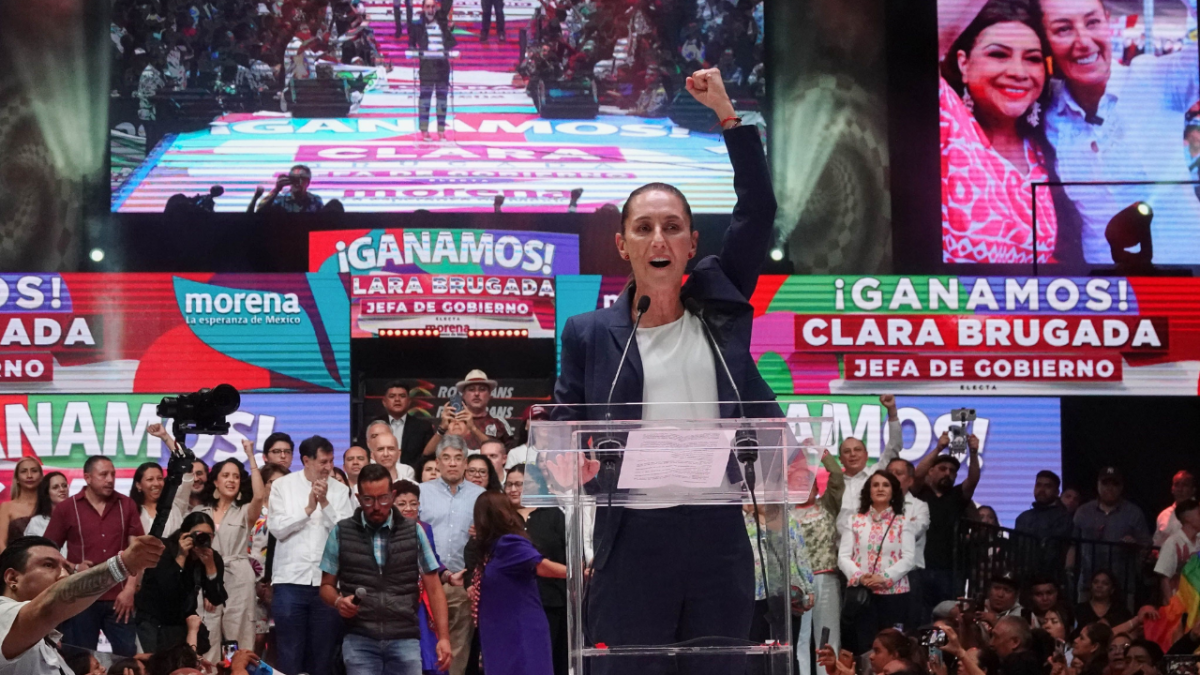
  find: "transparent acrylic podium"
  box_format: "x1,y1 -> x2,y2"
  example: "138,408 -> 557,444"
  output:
519,402 -> 832,675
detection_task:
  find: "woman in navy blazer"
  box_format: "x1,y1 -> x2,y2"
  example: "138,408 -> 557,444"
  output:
552,68 -> 780,673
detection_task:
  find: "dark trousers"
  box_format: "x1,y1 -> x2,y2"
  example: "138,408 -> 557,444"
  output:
272,584 -> 342,675
855,593 -> 911,655
480,0 -> 505,40
135,620 -> 188,655
545,605 -> 567,675
920,569 -> 960,624
418,59 -> 450,132
588,506 -> 754,675
61,601 -> 137,656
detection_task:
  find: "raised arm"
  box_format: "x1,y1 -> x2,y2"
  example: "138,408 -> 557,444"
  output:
682,69 -> 777,300
961,436 -> 981,501
243,440 -> 267,528
879,394 -> 902,468
818,452 -> 845,517
1,536 -> 165,660
914,433 -> 950,486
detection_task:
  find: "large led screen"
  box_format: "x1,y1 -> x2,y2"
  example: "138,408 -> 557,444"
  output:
109,0 -> 767,213
938,0 -> 1199,265
0,393 -> 349,499
0,273 -> 350,393
555,274 -> 1200,395
310,229 -> 575,337
780,395 -> 1062,527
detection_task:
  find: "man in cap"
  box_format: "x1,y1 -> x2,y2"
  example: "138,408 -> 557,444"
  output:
453,370 -> 514,451
981,571 -> 1023,624
1074,466 -> 1150,598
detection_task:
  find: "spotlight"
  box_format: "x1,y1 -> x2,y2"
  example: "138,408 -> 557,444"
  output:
769,248 -> 784,262
89,248 -> 105,263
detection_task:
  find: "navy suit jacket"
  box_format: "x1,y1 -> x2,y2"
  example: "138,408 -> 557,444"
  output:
551,124 -> 782,567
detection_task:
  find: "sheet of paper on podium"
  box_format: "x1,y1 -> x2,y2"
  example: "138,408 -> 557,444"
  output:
616,428 -> 734,490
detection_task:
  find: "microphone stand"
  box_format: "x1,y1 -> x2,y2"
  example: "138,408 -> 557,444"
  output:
686,298 -> 776,658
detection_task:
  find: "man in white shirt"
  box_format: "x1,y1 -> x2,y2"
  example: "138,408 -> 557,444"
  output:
1155,471 -> 1196,546
368,431 -> 417,482
268,435 -> 354,675
1155,499 -> 1200,602
0,535 -> 164,675
1039,0 -> 1200,264
837,394 -> 903,536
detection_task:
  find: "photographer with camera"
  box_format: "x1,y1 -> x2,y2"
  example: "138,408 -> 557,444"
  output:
913,426 -> 981,619
133,511 -> 227,654
256,165 -> 324,213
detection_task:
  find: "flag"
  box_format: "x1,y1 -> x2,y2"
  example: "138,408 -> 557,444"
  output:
1145,552 -> 1200,651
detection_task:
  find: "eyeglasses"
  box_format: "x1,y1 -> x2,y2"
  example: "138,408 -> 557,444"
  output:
465,468 -> 489,477
506,481 -> 524,490
268,449 -> 292,456
358,494 -> 394,507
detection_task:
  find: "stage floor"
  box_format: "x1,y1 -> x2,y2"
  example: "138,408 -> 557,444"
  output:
111,0 -> 742,213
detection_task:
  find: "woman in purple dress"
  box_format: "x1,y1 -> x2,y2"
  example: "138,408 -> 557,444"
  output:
472,492 -> 567,675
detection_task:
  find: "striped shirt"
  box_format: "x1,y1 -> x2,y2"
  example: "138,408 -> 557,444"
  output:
424,21 -> 445,58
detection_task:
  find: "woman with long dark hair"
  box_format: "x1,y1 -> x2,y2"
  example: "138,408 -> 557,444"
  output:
472,491 -> 566,675
939,0 -> 1061,263
466,454 -> 503,493
23,471 -> 69,538
838,470 -> 915,651
193,445 -> 265,663
135,511 -> 228,653
0,457 -> 43,552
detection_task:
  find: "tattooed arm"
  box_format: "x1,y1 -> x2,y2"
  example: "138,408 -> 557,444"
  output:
1,536 -> 165,660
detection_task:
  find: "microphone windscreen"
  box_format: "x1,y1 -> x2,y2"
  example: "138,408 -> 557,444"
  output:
353,587 -> 366,604
210,185 -> 225,197
636,295 -> 651,313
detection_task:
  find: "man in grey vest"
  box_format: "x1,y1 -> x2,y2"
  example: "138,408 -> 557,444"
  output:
320,464 -> 451,675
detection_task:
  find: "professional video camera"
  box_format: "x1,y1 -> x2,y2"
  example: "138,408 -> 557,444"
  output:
149,385 -> 240,539
163,185 -> 225,214
947,408 -> 976,455
157,384 -> 241,439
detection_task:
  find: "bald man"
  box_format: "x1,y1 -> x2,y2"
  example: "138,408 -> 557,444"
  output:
368,431 -> 416,482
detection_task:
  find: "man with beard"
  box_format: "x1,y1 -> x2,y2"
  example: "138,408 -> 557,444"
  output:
913,431 -> 980,616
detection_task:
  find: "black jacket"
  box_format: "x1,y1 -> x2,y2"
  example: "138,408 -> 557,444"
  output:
135,538 -> 227,626
552,124 -> 779,570
408,12 -> 456,52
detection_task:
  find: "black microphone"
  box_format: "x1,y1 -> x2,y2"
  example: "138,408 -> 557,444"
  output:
605,295 -> 652,418
352,587 -> 366,605
683,298 -> 759,480
596,295 -> 651,487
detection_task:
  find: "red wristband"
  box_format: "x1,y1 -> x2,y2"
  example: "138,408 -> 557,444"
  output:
719,116 -> 742,129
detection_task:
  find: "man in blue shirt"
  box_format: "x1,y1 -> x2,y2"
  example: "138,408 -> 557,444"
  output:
418,435 -> 483,675
1040,0 -> 1199,263
321,463 -> 451,675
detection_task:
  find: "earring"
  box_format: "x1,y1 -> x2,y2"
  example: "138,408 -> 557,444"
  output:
962,89 -> 974,114
1026,101 -> 1041,127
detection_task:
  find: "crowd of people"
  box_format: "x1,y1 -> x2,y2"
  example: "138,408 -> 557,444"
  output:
0,378 -> 1193,675
113,0 -> 381,122
518,0 -> 765,115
